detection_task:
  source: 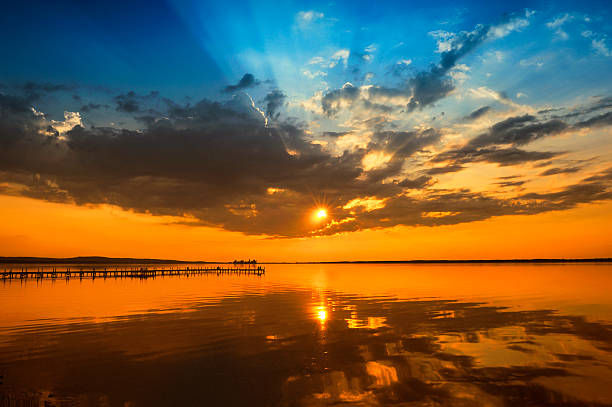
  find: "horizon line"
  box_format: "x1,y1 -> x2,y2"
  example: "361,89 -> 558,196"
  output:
1,256 -> 611,264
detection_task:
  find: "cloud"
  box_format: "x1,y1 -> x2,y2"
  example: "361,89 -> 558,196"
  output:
464,106 -> 491,121
582,31 -> 612,57
0,93 -> 38,114
519,168 -> 612,207
114,90 -> 160,113
50,111 -> 82,135
321,82 -> 361,116
407,24 -> 490,112
573,111 -> 612,128
320,22 -> 483,117
465,115 -> 568,148
546,13 -> 573,29
301,69 -> 327,79
329,49 -> 350,68
321,13 -> 525,117
431,98 -> 612,171
388,59 -> 413,77
430,109 -> 584,168
296,10 -> 324,24
496,180 -> 526,187
370,129 -> 440,159
546,13 -> 574,40
0,90 -> 432,237
19,81 -> 77,93
468,86 -> 525,109
114,91 -> 140,113
488,9 -> 533,38
80,103 -> 107,113
316,167 -> 612,235
262,89 -> 286,119
0,82 -> 77,103
540,166 -> 582,176
2,84 -> 612,238
591,39 -> 612,57
308,56 -> 325,65
223,73 -> 261,93
426,164 -> 465,175
519,58 -> 544,69
432,146 -> 560,167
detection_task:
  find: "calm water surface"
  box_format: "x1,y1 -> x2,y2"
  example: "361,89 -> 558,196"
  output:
1,263 -> 611,406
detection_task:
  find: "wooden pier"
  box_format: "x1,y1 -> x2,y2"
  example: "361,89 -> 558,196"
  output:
1,264 -> 265,280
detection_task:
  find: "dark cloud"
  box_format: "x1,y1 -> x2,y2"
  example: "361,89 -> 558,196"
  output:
361,99 -> 395,113
408,25 -> 490,112
540,166 -> 582,176
496,180 -> 526,187
428,99 -> 612,174
0,91 -> 429,236
426,164 -> 465,175
582,167 -> 612,183
2,88 -> 612,238
366,86 -> 408,100
405,70 -> 454,111
534,160 -> 553,168
316,168 -> 612,235
0,94 -> 36,115
549,96 -> 612,121
573,110 -> 612,129
321,131 -> 351,138
432,146 -> 560,167
465,106 -> 491,121
223,73 -> 260,93
370,128 -> 440,159
0,82 -> 79,104
387,61 -> 414,78
429,109 -> 600,170
262,89 -> 286,119
519,169 -> 612,207
80,103 -> 107,113
320,85 -> 398,117
466,115 -> 568,148
355,129 -> 441,184
321,83 -> 361,116
114,90 -> 160,113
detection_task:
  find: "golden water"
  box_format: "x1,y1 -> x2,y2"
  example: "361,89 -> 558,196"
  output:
1,263 -> 611,406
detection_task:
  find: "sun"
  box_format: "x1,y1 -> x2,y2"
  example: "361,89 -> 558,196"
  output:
310,207 -> 330,224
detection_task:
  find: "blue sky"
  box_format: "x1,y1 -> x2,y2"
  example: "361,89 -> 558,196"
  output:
2,0 -> 610,102
1,0 -> 612,238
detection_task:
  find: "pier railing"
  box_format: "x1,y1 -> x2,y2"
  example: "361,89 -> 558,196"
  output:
1,264 -> 265,280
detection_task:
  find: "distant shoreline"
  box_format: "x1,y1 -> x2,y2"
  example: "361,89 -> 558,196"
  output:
0,256 -> 610,264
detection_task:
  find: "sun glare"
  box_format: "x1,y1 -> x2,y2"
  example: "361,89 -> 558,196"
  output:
316,208 -> 327,219
318,310 -> 327,322
314,305 -> 328,328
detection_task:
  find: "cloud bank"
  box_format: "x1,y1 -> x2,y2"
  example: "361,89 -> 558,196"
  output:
1,86 -> 611,237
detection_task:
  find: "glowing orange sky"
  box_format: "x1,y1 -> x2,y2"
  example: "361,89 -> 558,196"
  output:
2,2 -> 612,262
1,194 -> 610,261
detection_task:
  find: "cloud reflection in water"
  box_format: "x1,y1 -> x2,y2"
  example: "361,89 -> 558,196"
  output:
0,267 -> 611,406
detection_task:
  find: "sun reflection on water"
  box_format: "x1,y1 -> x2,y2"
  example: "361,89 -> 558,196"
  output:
317,309 -> 327,322
314,305 -> 328,330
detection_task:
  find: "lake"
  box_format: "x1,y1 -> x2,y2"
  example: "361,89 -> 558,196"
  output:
1,263 -> 611,406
